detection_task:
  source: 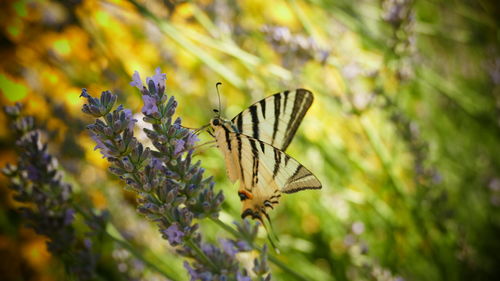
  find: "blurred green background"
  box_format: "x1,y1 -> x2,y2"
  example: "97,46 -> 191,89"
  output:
1,0 -> 499,280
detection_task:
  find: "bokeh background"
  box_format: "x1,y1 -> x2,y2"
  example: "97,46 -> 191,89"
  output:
1,0 -> 499,280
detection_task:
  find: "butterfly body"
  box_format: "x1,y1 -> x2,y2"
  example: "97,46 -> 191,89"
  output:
210,89 -> 321,222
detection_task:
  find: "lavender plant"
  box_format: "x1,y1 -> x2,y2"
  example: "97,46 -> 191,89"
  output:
2,103 -> 169,281
2,104 -> 104,280
382,0 -> 416,80
81,68 -> 270,281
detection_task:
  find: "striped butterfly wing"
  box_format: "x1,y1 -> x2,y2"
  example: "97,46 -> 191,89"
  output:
225,132 -> 321,220
231,89 -> 314,150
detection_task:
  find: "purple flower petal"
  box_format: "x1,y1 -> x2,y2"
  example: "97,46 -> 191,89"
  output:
163,223 -> 184,245
199,272 -> 213,281
90,133 -> 112,158
201,243 -> 215,256
236,271 -> 251,281
184,261 -> 199,281
220,239 -> 238,256
123,109 -> 137,131
130,71 -> 143,90
141,95 -> 159,116
174,139 -> 185,155
146,67 -> 166,89
150,157 -> 163,170
185,132 -> 200,148
235,240 -> 251,251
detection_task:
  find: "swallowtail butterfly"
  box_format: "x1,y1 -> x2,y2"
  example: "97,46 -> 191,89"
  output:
209,88 -> 322,225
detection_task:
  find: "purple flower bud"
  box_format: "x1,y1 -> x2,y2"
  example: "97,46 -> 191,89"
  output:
63,209 -> 75,226
26,164 -> 40,181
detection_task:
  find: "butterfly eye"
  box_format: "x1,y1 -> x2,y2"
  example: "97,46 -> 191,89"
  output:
212,119 -> 220,126
238,191 -> 248,201
238,190 -> 252,201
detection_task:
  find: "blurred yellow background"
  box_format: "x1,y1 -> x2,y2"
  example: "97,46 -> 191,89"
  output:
1,0 -> 499,280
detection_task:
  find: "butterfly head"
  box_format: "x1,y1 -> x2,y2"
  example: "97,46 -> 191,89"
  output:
239,190 -> 278,224
209,111 -> 233,131
210,111 -> 222,127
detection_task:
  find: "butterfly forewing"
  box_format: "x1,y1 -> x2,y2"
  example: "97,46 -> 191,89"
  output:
231,89 -> 314,150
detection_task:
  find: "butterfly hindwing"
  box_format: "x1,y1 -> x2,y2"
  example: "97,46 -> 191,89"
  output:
231,89 -> 314,150
225,132 -> 321,219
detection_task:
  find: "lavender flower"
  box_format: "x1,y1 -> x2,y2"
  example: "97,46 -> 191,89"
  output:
3,103 -> 152,281
81,68 -> 270,280
262,25 -> 329,67
2,104 -> 99,280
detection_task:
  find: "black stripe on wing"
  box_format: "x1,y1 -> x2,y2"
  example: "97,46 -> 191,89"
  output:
283,165 -> 322,194
271,93 -> 281,146
281,89 -> 313,150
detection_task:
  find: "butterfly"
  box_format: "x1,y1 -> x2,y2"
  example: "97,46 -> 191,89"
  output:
209,88 -> 322,225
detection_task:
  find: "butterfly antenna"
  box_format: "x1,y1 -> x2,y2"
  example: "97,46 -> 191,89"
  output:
264,212 -> 281,243
215,82 -> 222,116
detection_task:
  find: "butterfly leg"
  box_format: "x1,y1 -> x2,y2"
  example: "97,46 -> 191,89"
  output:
181,124 -> 210,134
